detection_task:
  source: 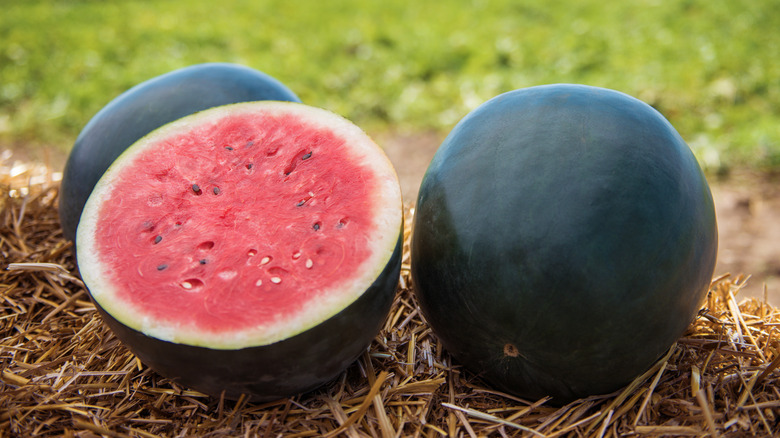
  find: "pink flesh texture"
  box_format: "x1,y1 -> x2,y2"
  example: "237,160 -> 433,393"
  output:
94,112 -> 376,334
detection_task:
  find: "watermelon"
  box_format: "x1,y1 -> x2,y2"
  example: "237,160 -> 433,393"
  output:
59,63 -> 300,242
76,101 -> 403,400
411,84 -> 718,404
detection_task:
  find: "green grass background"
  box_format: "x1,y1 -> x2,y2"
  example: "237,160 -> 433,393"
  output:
1,0 -> 778,173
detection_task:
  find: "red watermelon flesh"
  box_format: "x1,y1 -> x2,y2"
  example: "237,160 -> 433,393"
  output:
77,101 -> 403,350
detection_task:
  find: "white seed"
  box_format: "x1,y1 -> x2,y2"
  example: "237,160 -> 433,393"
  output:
305,259 -> 313,269
181,281 -> 192,290
260,256 -> 271,265
292,251 -> 301,259
271,277 -> 282,284
255,279 -> 263,286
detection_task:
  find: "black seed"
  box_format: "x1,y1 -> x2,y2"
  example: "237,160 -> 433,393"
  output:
246,141 -> 254,147
296,194 -> 314,207
213,187 -> 220,195
302,151 -> 312,160
199,259 -> 208,265
157,264 -> 168,271
246,163 -> 253,169
225,146 -> 234,151
192,184 -> 201,193
313,222 -> 321,231
154,235 -> 162,244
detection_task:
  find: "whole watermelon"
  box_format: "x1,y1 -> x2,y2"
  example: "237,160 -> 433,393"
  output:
59,63 -> 300,242
411,84 -> 718,404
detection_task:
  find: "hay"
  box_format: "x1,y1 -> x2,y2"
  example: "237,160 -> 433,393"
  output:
2,154 -> 779,437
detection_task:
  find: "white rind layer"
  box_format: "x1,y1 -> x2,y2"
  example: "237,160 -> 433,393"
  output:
76,101 -> 403,349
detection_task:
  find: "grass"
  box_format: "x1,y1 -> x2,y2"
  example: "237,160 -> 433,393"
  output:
1,0 -> 779,172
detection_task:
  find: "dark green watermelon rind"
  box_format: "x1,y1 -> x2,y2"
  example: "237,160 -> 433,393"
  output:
76,100 -> 403,349
90,228 -> 402,401
411,84 -> 718,405
59,63 -> 300,243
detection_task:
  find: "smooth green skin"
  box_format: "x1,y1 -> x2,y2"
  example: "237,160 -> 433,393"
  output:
59,63 -> 300,242
411,84 -> 718,404
91,230 -> 402,401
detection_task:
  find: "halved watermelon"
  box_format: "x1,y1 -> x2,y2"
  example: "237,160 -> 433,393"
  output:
76,101 -> 403,400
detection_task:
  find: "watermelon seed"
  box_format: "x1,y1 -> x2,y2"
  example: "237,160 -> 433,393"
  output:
199,259 -> 208,265
255,279 -> 262,286
296,194 -> 313,207
153,235 -> 162,244
292,251 -> 301,259
313,222 -> 321,231
157,264 -> 168,271
225,146 -> 234,151
285,150 -> 314,175
260,256 -> 271,265
247,249 -> 257,257
181,278 -> 204,291
305,259 -> 313,269
213,187 -> 221,195
337,217 -> 349,228
246,163 -> 253,170
246,141 -> 254,147
192,184 -> 202,195
268,267 -> 288,282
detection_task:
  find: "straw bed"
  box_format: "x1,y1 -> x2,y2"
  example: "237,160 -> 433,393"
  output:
2,155 -> 779,437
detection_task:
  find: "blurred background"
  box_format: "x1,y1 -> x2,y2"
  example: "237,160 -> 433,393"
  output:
2,0 -> 779,302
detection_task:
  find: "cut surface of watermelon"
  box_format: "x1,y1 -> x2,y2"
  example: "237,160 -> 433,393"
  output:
77,101 -> 403,349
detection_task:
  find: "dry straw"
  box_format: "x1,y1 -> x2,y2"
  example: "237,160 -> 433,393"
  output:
2,153 -> 779,437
